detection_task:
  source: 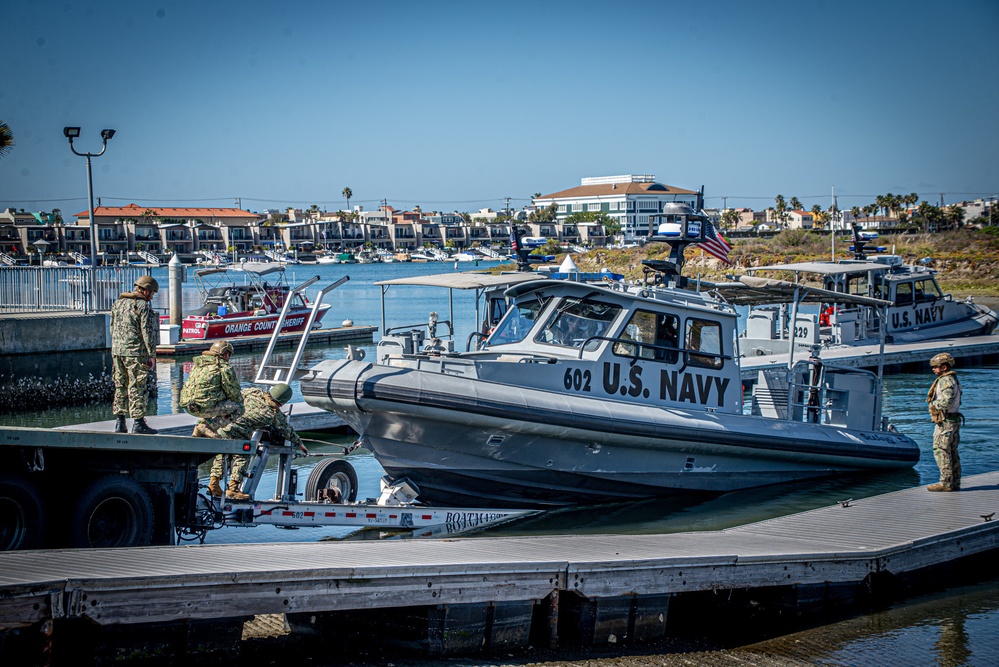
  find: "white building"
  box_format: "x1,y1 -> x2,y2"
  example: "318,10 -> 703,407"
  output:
534,175 -> 700,240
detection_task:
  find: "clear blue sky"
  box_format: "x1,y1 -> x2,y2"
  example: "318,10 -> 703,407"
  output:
2,0 -> 997,216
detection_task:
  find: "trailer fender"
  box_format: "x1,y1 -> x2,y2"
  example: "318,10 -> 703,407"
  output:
0,475 -> 45,551
68,476 -> 154,549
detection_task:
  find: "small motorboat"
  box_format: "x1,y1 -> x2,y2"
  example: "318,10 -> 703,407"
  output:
164,265 -> 331,340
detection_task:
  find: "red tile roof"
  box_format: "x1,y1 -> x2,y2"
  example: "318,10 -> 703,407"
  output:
74,203 -> 260,219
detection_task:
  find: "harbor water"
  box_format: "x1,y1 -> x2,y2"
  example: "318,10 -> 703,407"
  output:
3,259 -> 998,663
4,259 -> 999,538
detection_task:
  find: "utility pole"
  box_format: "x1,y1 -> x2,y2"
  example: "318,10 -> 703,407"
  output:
235,197 -> 241,210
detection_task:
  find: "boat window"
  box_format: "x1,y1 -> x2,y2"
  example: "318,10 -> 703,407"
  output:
487,297 -> 547,345
613,310 -> 679,363
895,283 -> 913,306
537,298 -> 620,350
685,318 -> 723,369
915,279 -> 941,302
487,297 -> 508,329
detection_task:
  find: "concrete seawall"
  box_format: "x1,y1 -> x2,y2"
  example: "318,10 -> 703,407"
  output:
0,312 -> 109,355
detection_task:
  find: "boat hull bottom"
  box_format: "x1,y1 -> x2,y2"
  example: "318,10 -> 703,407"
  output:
370,445 -> 849,509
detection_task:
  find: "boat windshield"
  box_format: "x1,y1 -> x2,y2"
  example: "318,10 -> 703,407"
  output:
487,297 -> 547,345
537,298 -> 621,351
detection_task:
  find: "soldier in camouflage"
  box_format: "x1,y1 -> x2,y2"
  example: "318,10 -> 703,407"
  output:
926,352 -> 962,492
183,340 -> 244,436
203,383 -> 308,500
111,275 -> 159,434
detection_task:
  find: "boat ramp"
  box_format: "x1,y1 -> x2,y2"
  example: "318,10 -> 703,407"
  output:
57,400 -> 347,434
2,472 -> 998,662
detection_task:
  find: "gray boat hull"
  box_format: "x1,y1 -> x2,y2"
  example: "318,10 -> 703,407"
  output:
301,359 -> 920,509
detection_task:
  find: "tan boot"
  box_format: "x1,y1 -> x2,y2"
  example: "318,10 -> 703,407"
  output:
192,423 -> 205,437
207,476 -> 223,498
226,480 -> 250,501
927,483 -> 954,492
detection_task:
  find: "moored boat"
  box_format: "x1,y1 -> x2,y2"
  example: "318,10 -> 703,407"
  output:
731,227 -> 999,357
164,265 -> 331,340
298,206 -> 920,509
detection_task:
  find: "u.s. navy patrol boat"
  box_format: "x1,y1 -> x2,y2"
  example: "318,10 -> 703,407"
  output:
729,226 -> 998,357
296,206 -> 920,509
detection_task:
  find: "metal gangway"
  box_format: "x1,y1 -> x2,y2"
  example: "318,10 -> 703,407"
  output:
0,265 -> 148,314
478,246 -> 502,259
68,251 -> 88,265
137,250 -> 160,266
0,251 -> 16,266
254,276 -> 349,386
427,247 -> 449,261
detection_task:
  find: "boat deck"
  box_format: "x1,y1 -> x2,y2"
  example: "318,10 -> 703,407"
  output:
741,333 -> 999,381
3,471 -> 998,629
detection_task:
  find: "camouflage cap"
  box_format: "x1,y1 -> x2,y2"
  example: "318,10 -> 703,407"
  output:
269,383 -> 293,405
208,340 -> 234,357
134,275 -> 159,292
930,352 -> 955,368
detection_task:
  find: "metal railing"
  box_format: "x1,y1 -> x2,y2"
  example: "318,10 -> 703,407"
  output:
0,265 -> 148,314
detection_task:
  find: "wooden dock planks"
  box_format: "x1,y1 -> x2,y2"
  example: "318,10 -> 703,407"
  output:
2,472 -> 998,630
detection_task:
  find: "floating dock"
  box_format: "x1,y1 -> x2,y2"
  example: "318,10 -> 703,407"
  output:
741,333 -> 999,382
154,323 -> 376,356
2,472 -> 998,661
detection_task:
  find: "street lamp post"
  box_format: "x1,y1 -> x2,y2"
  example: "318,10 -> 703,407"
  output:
63,127 -> 116,267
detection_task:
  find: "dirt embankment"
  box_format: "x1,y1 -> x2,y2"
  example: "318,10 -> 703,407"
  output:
567,229 -> 999,299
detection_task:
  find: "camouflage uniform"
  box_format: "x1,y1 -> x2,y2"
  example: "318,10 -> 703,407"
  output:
181,352 -> 244,431
928,371 -> 962,490
110,292 -> 158,419
210,386 -> 304,485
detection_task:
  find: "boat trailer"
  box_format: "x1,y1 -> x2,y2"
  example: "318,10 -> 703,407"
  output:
185,274 -> 538,541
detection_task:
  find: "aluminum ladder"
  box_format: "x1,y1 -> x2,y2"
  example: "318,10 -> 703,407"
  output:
254,275 -> 349,386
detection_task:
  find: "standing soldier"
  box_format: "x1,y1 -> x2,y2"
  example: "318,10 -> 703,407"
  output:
111,275 -> 159,434
202,383 -> 308,500
926,352 -> 963,492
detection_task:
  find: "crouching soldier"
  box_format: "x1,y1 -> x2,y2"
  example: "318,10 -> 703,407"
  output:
182,340 -> 244,441
203,383 -> 308,501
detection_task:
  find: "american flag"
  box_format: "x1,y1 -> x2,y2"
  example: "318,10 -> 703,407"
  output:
698,219 -> 732,264
510,230 -> 519,252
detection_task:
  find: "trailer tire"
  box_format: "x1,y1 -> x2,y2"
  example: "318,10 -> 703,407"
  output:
305,459 -> 358,503
0,475 -> 45,551
69,476 -> 154,549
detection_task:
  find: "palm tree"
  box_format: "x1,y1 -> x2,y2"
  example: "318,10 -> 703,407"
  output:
774,195 -> 788,229
789,196 -> 802,212
0,120 -> 13,159
850,206 -> 861,225
810,204 -> 825,228
342,187 -> 353,213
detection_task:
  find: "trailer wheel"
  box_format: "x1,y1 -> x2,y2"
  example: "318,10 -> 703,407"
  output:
305,459 -> 358,503
69,476 -> 154,549
0,475 -> 45,551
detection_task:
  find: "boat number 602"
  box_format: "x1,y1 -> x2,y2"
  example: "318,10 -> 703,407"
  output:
563,367 -> 592,392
